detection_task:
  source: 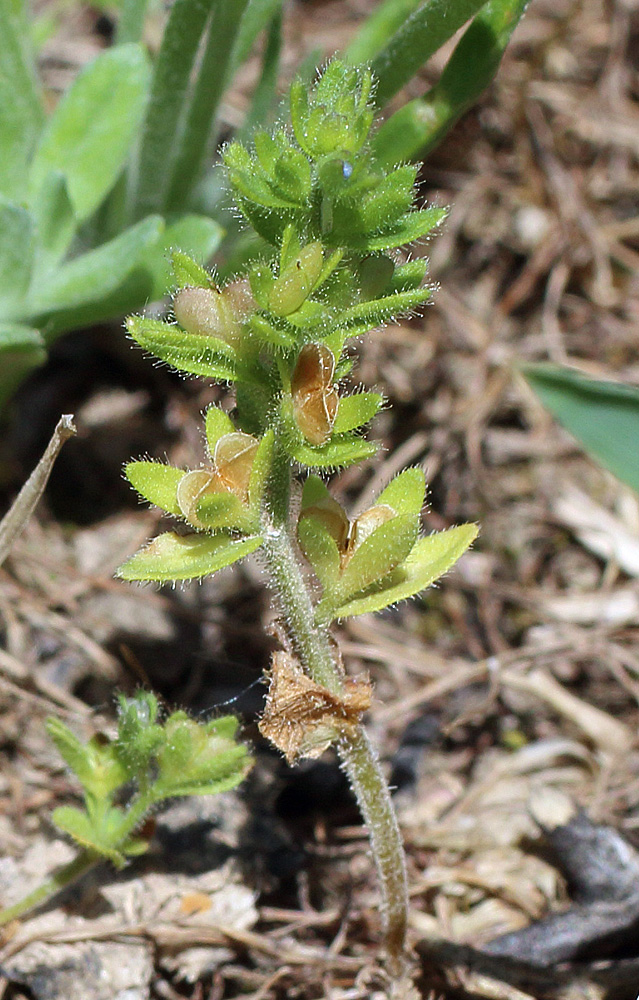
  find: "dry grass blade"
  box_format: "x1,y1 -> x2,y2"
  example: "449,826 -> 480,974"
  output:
0,415 -> 76,568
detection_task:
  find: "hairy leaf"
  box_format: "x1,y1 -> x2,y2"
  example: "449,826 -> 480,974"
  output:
117,530 -> 263,581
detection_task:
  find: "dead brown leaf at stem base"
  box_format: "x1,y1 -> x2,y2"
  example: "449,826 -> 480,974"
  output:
258,651 -> 372,764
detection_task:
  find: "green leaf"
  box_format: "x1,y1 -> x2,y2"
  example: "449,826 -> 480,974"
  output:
0,322 -> 46,407
289,434 -> 378,470
171,249 -> 214,290
376,468 -> 426,516
333,393 -> 384,434
345,0 -> 423,63
232,0 -> 283,70
30,170 -> 76,273
371,0 -> 488,107
0,0 -> 44,200
298,516 -> 341,591
195,492 -> 253,532
336,285 -> 433,334
523,364 -> 639,493
126,314 -> 237,380
29,216 -> 164,327
46,718 -> 93,785
333,523 -> 478,618
335,513 -> 418,606
142,215 -> 224,300
131,0 -> 218,218
117,530 -> 263,581
0,197 -> 34,316
30,44 -> 151,222
248,428 -> 275,514
165,0 -> 252,211
205,405 -> 236,454
348,207 -> 447,253
372,0 -> 529,166
51,806 -> 127,866
125,460 -> 184,515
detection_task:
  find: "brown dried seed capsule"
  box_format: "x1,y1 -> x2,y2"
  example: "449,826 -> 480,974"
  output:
173,286 -> 240,345
301,496 -> 349,549
213,432 -> 259,501
291,343 -> 338,446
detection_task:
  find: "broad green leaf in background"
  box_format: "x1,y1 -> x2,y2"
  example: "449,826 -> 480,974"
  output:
524,364 -> 639,494
0,198 -> 34,316
333,523 -> 478,619
0,0 -> 44,201
28,215 -> 164,330
30,171 -> 76,275
117,530 -> 263,581
0,323 -> 46,406
29,44 -> 151,222
373,0 -> 529,167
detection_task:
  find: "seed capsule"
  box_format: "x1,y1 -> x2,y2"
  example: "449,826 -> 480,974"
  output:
343,503 -> 396,566
173,286 -> 239,345
269,242 -> 324,317
213,432 -> 259,501
177,468 -> 224,525
291,343 -> 338,446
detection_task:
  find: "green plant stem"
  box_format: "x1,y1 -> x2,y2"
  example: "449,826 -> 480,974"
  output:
338,727 -> 408,975
260,437 -> 409,967
0,849 -> 99,927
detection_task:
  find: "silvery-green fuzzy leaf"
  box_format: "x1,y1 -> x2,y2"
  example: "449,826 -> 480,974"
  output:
29,44 -> 151,222
0,197 -> 34,317
333,523 -> 478,618
117,530 -> 263,582
126,315 -> 237,380
195,492 -> 254,532
52,806 -> 126,866
125,460 -> 184,516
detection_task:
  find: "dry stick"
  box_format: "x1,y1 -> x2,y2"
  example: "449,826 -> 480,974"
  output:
0,415 -> 76,567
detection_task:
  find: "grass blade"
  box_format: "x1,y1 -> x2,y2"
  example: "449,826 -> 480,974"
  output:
0,414 -> 76,567
345,0 -> 423,65
524,363 -> 639,494
373,0 -> 528,166
371,0 -> 488,108
165,0 -> 251,212
130,0 -> 217,220
240,10 -> 282,138
116,0 -> 149,44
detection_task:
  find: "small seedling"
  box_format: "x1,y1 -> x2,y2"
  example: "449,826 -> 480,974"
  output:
117,60 -> 478,975
0,692 -> 252,927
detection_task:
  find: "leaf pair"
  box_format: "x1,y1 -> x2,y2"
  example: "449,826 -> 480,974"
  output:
299,470 -> 477,619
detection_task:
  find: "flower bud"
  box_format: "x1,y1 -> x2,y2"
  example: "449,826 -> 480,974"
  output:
291,343 -> 338,446
173,286 -> 240,345
269,242 -> 324,317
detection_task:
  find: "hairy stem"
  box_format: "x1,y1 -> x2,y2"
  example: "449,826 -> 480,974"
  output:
0,850 -> 99,928
261,437 -> 408,966
338,727 -> 408,974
